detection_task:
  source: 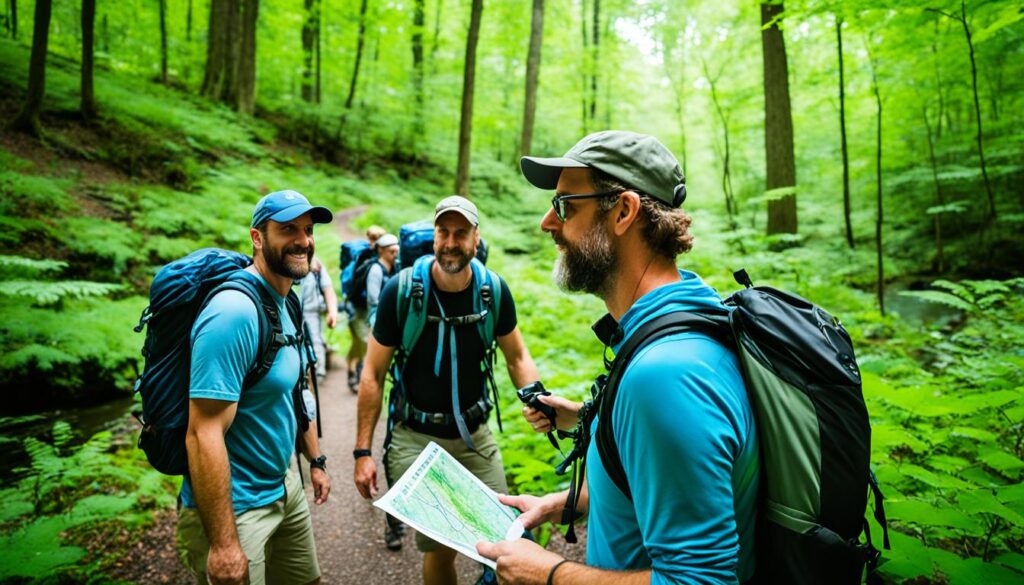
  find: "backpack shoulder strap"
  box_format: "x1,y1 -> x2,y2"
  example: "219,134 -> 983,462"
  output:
398,256 -> 433,356
595,310 -> 731,501
470,258 -> 501,347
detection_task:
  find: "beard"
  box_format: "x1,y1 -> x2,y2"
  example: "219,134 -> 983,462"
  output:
552,220 -> 616,296
436,244 -> 474,274
263,241 -> 313,280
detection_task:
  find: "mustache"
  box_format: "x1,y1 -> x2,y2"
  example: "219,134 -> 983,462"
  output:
284,245 -> 312,256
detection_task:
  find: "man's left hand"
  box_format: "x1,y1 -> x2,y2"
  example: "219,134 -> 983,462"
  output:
311,467 -> 331,505
476,538 -> 562,585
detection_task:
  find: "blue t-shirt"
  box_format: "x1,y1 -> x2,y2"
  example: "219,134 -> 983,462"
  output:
586,270 -> 760,584
179,274 -> 300,515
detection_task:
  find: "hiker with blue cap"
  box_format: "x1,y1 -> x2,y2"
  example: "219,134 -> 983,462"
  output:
177,189 -> 334,585
354,195 -> 541,583
477,131 -> 760,585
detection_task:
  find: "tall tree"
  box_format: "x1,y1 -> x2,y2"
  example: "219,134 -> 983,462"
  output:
702,57 -> 738,233
867,44 -> 885,316
454,0 -> 483,197
929,1 -> 996,220
8,0 -> 15,39
411,0 -> 425,140
186,0 -> 193,41
761,1 -> 797,235
159,0 -> 169,85
201,0 -> 257,114
344,0 -> 369,110
519,0 -> 544,157
315,0 -> 321,103
836,16 -> 852,248
660,25 -> 688,178
10,0 -> 52,136
589,0 -> 600,124
923,104 -> 945,273
580,0 -> 588,133
301,0 -> 317,102
236,0 -> 259,115
81,0 -> 97,119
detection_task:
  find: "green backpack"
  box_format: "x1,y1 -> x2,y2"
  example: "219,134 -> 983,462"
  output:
386,254 -> 504,451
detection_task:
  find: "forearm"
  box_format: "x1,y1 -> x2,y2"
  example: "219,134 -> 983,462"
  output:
506,354 -> 540,390
299,420 -> 322,461
355,373 -> 384,450
550,563 -> 650,585
324,287 -> 339,320
185,427 -> 238,548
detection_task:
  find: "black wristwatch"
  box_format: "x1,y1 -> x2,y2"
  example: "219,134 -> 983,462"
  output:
353,448 -> 372,460
309,455 -> 327,472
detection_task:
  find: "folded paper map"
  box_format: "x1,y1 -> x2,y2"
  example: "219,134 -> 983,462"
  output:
373,441 -> 522,568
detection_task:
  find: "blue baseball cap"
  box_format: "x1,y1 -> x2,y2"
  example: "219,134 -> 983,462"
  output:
251,190 -> 333,228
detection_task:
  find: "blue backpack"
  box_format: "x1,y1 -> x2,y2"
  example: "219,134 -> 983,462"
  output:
132,248 -> 303,475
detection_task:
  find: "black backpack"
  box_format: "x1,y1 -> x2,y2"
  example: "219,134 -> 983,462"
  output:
570,270 -> 889,583
348,250 -> 386,310
132,248 -> 304,475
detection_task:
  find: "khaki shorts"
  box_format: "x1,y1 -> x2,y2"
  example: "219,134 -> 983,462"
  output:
176,469 -> 320,585
348,308 -> 369,348
385,423 -> 509,552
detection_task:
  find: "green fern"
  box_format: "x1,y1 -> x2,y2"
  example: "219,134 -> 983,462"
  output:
0,280 -> 123,306
898,290 -> 976,313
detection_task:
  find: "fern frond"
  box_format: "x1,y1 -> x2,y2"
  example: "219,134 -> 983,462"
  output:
0,280 -> 123,305
0,255 -> 68,275
898,290 -> 976,313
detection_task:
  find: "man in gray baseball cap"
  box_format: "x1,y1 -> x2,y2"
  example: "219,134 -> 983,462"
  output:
478,132 -> 759,584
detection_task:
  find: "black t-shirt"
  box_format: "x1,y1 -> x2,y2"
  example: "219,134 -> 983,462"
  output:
373,269 -> 517,438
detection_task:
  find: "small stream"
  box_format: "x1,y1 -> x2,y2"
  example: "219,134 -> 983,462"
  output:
0,396 -> 137,487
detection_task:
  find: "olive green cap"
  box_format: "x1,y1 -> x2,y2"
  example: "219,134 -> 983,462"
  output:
520,130 -> 687,207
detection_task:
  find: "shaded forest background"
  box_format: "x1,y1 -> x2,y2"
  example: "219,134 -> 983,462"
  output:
0,0 -> 1022,582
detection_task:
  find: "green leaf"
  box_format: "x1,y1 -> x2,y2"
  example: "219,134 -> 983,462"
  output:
872,423 -> 929,452
993,552 -> 1024,575
957,490 -> 1024,527
897,290 -> 975,313
996,483 -> 1024,504
899,464 -> 975,490
949,426 -> 999,442
978,448 -> 1024,479
886,498 -> 983,533
933,556 -> 1024,585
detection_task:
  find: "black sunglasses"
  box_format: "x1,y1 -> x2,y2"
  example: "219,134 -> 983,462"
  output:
550,189 -> 623,222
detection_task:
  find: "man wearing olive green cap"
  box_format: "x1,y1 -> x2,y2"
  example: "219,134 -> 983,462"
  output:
478,131 -> 760,585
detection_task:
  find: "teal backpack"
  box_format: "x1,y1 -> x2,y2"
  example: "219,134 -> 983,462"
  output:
386,255 -> 503,451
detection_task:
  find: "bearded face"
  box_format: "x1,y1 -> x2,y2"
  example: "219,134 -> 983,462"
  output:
552,214 -> 616,296
259,223 -> 314,280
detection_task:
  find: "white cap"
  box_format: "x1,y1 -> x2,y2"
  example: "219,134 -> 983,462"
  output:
376,233 -> 399,248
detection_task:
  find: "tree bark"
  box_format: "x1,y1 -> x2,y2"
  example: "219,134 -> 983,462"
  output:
519,0 -> 544,157
958,0 -> 995,220
236,0 -> 259,115
315,0 -> 321,103
81,0 -> 96,119
580,0 -> 588,134
186,0 -> 193,41
10,0 -> 51,136
302,0 -> 316,102
202,0 -> 229,99
344,0 -> 370,110
159,0 -> 169,85
9,0 -> 16,39
837,18 -> 852,248
454,0 -> 483,197
761,2 -> 797,235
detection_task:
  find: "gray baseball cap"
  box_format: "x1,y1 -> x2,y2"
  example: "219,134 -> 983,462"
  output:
520,130 -> 687,207
434,195 -> 479,226
376,233 -> 399,248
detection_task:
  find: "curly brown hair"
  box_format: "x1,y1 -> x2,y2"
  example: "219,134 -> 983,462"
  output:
590,169 -> 694,260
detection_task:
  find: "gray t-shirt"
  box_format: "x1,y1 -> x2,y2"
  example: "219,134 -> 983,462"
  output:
299,265 -> 333,315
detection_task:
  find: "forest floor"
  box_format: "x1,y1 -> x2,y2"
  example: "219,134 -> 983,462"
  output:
104,209 -> 587,584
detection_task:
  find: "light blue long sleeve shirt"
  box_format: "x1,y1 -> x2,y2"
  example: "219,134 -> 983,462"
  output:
586,270 -> 760,584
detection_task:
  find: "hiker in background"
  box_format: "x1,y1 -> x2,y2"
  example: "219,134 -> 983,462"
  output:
365,233 -> 399,327
177,190 -> 333,585
298,256 -> 339,381
477,132 -> 760,584
354,196 -> 540,584
345,224 -> 387,392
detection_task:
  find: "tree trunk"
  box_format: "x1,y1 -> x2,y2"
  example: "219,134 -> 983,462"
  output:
302,0 -> 315,101
454,0 -> 483,197
344,0 -> 369,110
411,0 -> 425,142
580,0 -> 588,134
236,0 -> 258,115
10,0 -> 16,39
923,105 -> 944,273
202,0 -> 229,99
10,0 -> 51,136
958,0 -> 995,220
159,0 -> 169,85
314,0 -> 321,103
761,2 -> 798,235
589,0 -> 599,124
661,28 -> 687,178
869,50 -> 884,316
837,18 -> 852,248
81,0 -> 96,119
101,13 -> 108,52
702,59 -> 737,231
186,0 -> 193,41
519,0 -> 544,157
